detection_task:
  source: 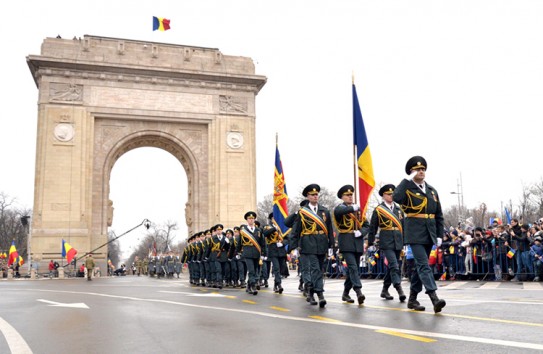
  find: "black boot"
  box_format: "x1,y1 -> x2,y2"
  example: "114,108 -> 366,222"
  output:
342,290 -> 355,303
380,286 -> 394,300
428,291 -> 446,313
302,283 -> 309,298
246,283 -> 251,293
274,283 -> 283,294
264,280 -> 269,288
251,284 -> 258,296
256,281 -> 261,291
354,288 -> 365,305
298,279 -> 304,292
394,284 -> 407,302
317,292 -> 327,308
240,281 -> 246,288
307,289 -> 317,305
407,292 -> 425,311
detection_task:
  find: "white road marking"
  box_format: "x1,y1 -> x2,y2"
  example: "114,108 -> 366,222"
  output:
523,282 -> 543,290
36,299 -> 89,309
20,288 -> 543,351
441,281 -> 468,289
159,291 -> 226,297
479,282 -> 501,289
0,316 -> 33,354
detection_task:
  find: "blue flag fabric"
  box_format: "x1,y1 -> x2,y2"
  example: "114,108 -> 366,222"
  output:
273,144 -> 289,236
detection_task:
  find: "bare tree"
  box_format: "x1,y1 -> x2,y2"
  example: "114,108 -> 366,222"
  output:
0,192 -> 31,258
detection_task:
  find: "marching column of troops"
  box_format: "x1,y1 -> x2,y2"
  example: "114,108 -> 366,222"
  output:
181,155 -> 447,313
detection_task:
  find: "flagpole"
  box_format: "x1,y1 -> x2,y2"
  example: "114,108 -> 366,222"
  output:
352,73 -> 359,204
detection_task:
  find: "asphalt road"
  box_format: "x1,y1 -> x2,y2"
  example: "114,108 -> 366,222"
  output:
1,274 -> 542,354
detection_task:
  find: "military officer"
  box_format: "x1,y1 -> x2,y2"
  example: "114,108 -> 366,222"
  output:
393,156 -> 446,313
369,184 -> 406,302
285,200 -> 308,295
237,211 -> 267,295
231,226 -> 247,288
290,184 -> 334,308
333,184 -> 370,305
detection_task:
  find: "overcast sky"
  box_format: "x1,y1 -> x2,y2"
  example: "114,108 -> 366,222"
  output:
2,1 -> 542,256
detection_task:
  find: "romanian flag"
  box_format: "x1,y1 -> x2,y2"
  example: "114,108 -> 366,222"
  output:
374,251 -> 380,259
429,245 -> 437,265
62,239 -> 78,264
272,142 -> 290,237
369,257 -> 376,266
8,241 -> 23,267
506,248 -> 516,259
153,16 -> 171,31
439,272 -> 447,281
353,84 -> 375,217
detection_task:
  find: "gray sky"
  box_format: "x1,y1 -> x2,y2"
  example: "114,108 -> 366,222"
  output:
2,1 -> 542,256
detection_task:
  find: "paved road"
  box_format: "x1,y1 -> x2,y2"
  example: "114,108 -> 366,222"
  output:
1,275 -> 542,353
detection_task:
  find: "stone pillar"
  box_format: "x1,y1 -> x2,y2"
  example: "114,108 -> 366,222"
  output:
7,268 -> 13,279
58,267 -> 65,279
31,268 -> 37,279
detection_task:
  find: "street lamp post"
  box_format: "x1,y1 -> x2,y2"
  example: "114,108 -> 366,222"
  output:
451,176 -> 464,225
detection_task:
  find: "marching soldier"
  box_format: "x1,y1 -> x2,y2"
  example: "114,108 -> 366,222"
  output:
217,227 -> 231,287
237,211 -> 267,295
207,225 -> 225,288
263,224 -> 287,294
333,184 -> 370,305
393,156 -> 446,313
368,184 -> 406,302
202,229 -> 212,286
143,256 -> 149,275
231,226 -> 247,288
285,200 -> 308,295
290,184 -> 334,308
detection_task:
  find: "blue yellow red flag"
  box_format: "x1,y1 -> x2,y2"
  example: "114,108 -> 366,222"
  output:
8,241 -> 23,267
272,142 -> 289,236
62,239 -> 78,264
353,84 -> 375,216
153,16 -> 171,31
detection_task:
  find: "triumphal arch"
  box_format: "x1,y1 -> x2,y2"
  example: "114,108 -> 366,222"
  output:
26,35 -> 266,267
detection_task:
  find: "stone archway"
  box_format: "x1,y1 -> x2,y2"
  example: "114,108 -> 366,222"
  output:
26,35 -> 266,269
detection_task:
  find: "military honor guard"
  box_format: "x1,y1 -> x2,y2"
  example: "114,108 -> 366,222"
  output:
368,184 -> 406,302
393,156 -> 446,313
285,200 -> 308,295
333,185 -> 370,305
290,184 -> 334,308
263,225 -> 287,294
230,226 -> 247,288
237,211 -> 267,295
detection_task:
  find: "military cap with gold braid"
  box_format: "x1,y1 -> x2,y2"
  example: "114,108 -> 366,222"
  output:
405,155 -> 427,174
337,184 -> 355,199
378,184 -> 395,196
244,211 -> 257,220
302,183 -> 320,197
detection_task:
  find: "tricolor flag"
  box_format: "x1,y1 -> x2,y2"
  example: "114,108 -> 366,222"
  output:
153,16 -> 171,31
62,239 -> 78,264
272,140 -> 289,237
369,258 -> 377,266
8,241 -> 23,267
353,83 -> 375,217
506,248 -> 516,259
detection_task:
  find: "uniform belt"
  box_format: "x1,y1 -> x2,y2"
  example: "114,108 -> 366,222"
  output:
380,227 -> 400,230
406,213 -> 435,219
303,230 -> 325,235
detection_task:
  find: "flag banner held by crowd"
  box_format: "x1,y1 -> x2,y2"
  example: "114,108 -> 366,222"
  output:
369,257 -> 376,266
507,248 -> 516,259
272,141 -> 289,237
62,239 -> 78,264
439,272 -> 447,281
352,83 -> 375,217
429,245 -> 437,265
8,241 -> 23,267
153,16 -> 170,31
374,251 -> 380,259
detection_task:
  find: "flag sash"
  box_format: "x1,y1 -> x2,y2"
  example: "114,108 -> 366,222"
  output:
299,208 -> 328,235
375,205 -> 403,234
240,228 -> 262,254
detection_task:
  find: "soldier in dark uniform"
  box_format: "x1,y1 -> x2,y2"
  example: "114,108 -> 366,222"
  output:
333,184 -> 370,305
285,200 -> 308,295
202,229 -> 212,286
237,211 -> 267,295
369,184 -> 406,302
224,229 -> 235,287
217,227 -> 231,287
231,226 -> 246,288
393,156 -> 446,313
207,225 -> 225,289
263,225 -> 287,294
290,184 -> 334,308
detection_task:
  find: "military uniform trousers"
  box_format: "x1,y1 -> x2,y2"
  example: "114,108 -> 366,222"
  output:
299,254 -> 311,286
198,262 -> 205,281
244,257 -> 260,285
342,251 -> 363,291
305,254 -> 325,293
260,260 -> 271,282
220,261 -> 230,282
382,249 -> 402,287
204,260 -> 211,282
235,259 -> 246,282
410,243 -> 438,294
269,256 -> 283,286
211,259 -> 222,283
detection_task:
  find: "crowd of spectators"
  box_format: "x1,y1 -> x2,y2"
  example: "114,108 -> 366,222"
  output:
320,217 -> 543,282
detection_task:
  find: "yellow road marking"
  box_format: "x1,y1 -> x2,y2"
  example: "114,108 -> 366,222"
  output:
243,300 -> 256,304
224,295 -> 236,299
376,329 -> 436,343
270,306 -> 290,312
309,315 -> 342,323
